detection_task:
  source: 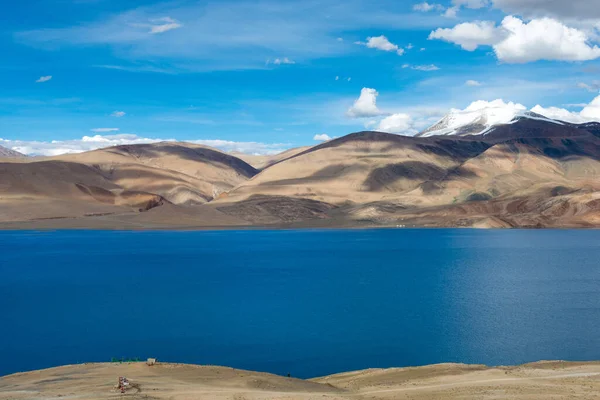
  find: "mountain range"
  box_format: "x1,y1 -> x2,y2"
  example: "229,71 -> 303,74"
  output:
1,109 -> 599,229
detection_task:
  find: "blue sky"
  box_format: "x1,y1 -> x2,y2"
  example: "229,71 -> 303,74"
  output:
2,0 -> 600,155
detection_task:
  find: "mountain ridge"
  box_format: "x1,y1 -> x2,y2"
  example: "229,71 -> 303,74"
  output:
1,121 -> 599,229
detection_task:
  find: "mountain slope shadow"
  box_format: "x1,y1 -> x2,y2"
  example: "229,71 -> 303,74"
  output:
363,161 -> 477,192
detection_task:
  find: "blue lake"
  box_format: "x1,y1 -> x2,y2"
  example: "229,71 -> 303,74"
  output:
1,229 -> 600,378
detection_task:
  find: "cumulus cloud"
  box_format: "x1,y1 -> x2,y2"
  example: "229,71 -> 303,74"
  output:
36,76 -> 52,83
0,134 -> 288,156
313,134 -> 332,141
402,64 -> 440,71
356,35 -> 405,55
495,17 -> 600,63
376,113 -> 415,134
429,21 -> 503,51
413,2 -> 444,12
90,128 -> 119,133
111,111 -> 126,117
466,80 -> 482,86
430,16 -> 600,63
532,95 -> 600,123
347,88 -> 388,118
367,107 -> 446,136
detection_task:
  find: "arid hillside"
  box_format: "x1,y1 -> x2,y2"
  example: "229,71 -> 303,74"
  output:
0,142 -> 257,223
214,126 -> 600,228
1,122 -> 599,229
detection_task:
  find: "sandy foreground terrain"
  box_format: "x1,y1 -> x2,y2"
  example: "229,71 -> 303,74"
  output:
2,361 -> 600,399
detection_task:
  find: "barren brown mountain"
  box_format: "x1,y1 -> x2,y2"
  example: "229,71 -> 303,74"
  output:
0,142 -> 256,224
1,119 -> 599,229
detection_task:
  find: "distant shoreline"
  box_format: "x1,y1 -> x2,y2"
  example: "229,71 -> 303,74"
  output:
1,216 -> 598,231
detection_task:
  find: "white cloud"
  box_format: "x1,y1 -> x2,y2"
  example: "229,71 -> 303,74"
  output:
90,128 -> 119,132
148,17 -> 182,34
189,139 -> 289,155
402,64 -> 440,71
406,43 -> 414,50
530,105 -> 586,123
465,98 -> 527,112
376,113 -> 415,134
0,134 -> 289,156
430,16 -> 600,63
313,134 -> 332,141
466,80 -> 482,86
365,107 -> 445,136
443,7 -> 459,18
429,21 -> 503,51
36,76 -> 52,83
578,81 -> 600,92
356,35 -> 405,55
413,2 -> 444,12
1,134 -> 161,156
346,88 -> 388,118
495,17 -> 600,63
532,95 -> 600,123
272,57 -> 295,65
580,98 -> 600,120
111,111 -> 126,117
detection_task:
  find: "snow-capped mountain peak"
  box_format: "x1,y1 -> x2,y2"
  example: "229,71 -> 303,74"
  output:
0,145 -> 26,158
418,99 -> 562,137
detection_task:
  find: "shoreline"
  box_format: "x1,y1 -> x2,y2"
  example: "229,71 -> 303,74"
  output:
1,216 -> 598,231
2,360 -> 600,399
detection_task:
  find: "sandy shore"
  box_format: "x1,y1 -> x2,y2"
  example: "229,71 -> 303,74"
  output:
2,361 -> 600,399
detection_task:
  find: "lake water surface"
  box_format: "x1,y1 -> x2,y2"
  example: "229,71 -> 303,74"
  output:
1,229 -> 599,378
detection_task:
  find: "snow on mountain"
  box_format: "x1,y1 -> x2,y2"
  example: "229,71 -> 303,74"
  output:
418,99 -> 563,137
0,145 -> 26,158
